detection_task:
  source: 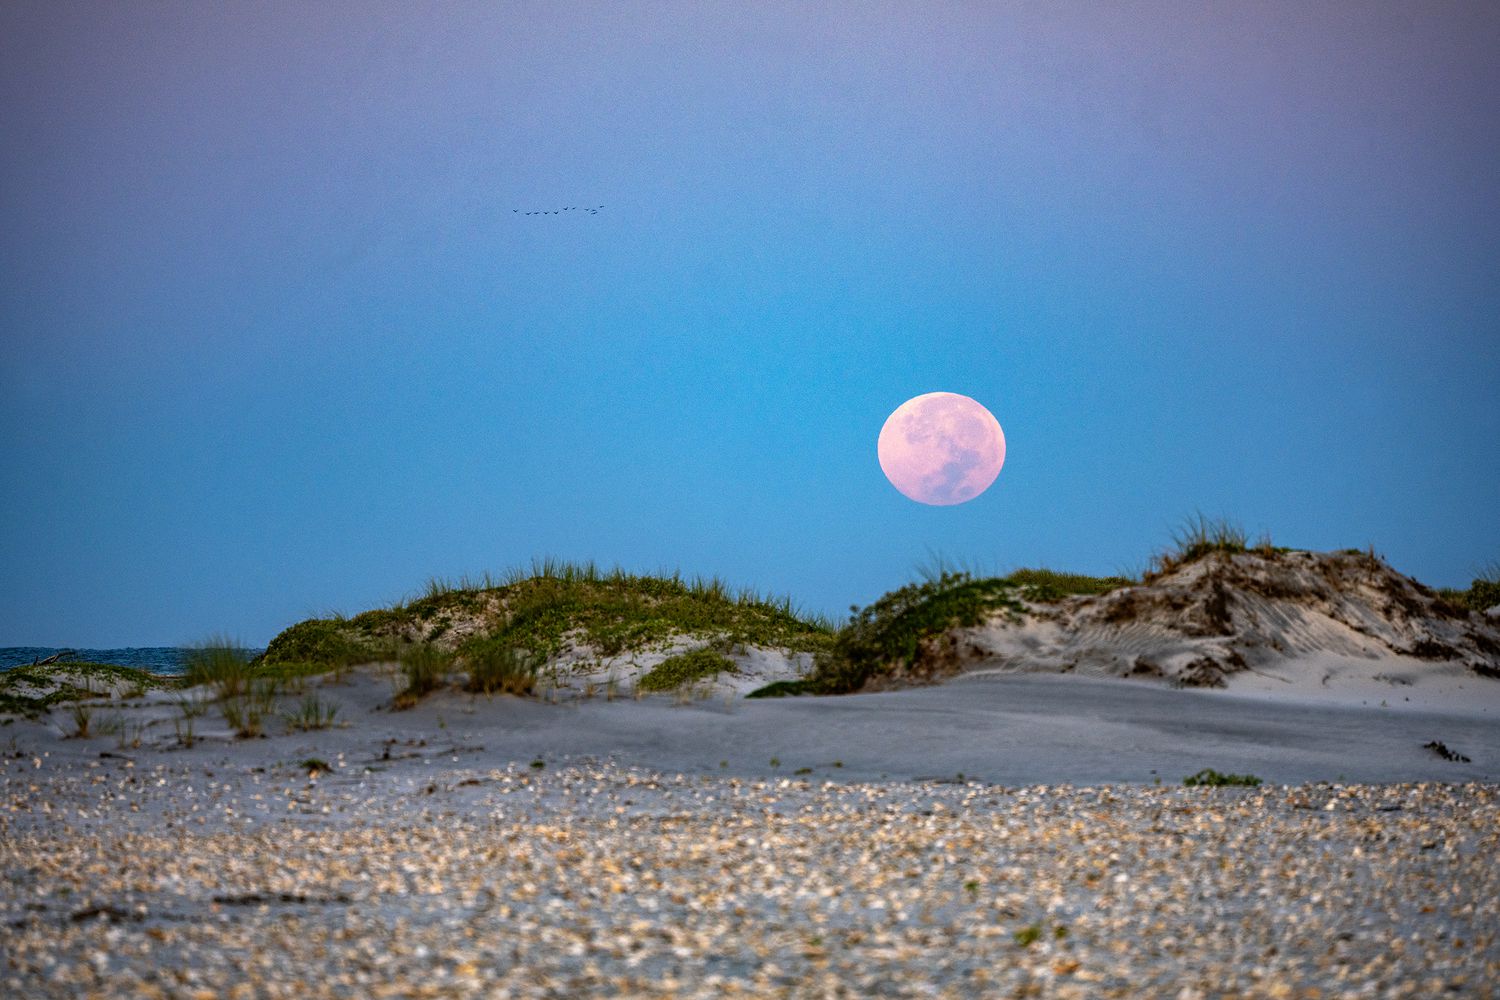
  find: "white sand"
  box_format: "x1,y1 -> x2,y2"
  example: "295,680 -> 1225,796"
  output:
5,661 -> 1496,790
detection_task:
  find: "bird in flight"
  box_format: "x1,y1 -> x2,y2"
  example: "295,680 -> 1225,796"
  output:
514,205 -> 605,217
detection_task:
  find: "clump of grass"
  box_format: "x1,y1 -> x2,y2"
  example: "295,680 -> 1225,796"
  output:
1148,513 -> 1252,578
69,703 -> 93,739
392,644 -> 453,709
182,639 -> 254,700
283,694 -> 339,732
300,757 -> 331,776
460,638 -> 538,696
1183,768 -> 1262,787
637,648 -> 735,693
221,679 -> 278,738
1013,924 -> 1043,947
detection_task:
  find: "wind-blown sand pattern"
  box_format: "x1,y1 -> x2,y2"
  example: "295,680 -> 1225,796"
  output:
903,550 -> 1500,694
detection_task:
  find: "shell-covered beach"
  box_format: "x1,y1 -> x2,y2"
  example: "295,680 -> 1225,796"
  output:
5,750 -> 1497,999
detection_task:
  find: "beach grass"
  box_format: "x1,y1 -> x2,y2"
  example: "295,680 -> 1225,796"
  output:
460,638 -> 538,696
283,693 -> 340,731
1146,513 -> 1253,578
393,644 -> 454,709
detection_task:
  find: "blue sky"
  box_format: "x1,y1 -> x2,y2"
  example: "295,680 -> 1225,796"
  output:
2,2 -> 1497,646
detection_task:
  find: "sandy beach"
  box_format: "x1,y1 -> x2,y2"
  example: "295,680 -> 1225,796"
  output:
4,664 -> 1498,998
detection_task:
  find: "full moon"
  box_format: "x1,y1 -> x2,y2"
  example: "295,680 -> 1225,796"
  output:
877,392 -> 1006,505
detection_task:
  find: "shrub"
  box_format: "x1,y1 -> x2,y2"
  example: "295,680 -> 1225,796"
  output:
1464,563 -> 1500,611
461,639 -> 538,696
1183,768 -> 1262,787
802,571 -> 1023,694
261,619 -> 376,667
637,648 -> 735,692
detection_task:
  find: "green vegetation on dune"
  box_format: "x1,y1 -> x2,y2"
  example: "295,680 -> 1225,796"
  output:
260,619 -> 385,668
490,570 -> 832,660
0,661 -> 174,719
637,647 -> 736,692
260,561 -> 836,671
998,567 -> 1133,602
757,571 -> 1027,697
1438,563 -> 1500,613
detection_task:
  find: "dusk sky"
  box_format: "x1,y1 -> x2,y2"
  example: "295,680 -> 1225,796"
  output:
2,2 -> 1497,646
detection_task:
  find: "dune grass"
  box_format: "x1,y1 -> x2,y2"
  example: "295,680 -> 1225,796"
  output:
461,638 -> 538,696
1142,513 -> 1285,579
392,644 -> 454,709
283,693 -> 340,732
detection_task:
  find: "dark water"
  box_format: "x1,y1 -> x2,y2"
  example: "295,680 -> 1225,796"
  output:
0,647 -> 262,676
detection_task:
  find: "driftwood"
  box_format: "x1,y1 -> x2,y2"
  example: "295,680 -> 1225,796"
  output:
29,651 -> 72,667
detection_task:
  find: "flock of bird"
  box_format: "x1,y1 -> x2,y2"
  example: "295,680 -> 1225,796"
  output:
515,206 -> 604,216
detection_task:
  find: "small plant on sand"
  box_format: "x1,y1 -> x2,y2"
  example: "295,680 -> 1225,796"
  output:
221,679 -> 279,739
300,757 -> 332,776
118,718 -> 146,750
174,708 -> 197,748
1183,768 -> 1262,787
393,644 -> 454,708
69,703 -> 93,739
637,647 -> 735,693
1014,924 -> 1044,947
461,639 -> 538,696
283,694 -> 340,732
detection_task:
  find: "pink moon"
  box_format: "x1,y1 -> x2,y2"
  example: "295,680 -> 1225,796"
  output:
877,392 -> 1006,505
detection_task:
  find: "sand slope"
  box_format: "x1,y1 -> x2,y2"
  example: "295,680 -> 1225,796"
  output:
927,550 -> 1500,700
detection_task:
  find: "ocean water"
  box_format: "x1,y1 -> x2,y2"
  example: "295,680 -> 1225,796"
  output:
0,647 -> 262,675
